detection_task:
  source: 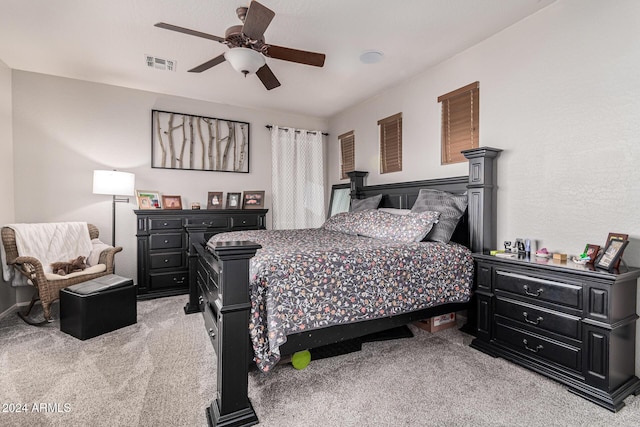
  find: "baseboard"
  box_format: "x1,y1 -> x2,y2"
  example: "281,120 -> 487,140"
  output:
0,304 -> 17,319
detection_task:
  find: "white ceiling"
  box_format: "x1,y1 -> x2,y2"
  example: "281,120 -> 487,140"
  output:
0,0 -> 555,118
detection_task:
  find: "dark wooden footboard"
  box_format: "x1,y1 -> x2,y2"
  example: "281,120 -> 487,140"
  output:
186,226 -> 261,427
185,146 -> 501,426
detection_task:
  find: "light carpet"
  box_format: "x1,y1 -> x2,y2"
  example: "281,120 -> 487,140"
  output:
1,296 -> 639,427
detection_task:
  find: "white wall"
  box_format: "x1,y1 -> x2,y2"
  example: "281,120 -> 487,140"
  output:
0,59 -> 16,313
11,71 -> 327,283
328,0 -> 640,372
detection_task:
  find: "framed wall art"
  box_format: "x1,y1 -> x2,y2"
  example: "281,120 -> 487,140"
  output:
151,110 -> 250,173
242,191 -> 265,209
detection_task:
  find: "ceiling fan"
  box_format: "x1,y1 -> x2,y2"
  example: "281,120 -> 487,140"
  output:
154,0 -> 326,90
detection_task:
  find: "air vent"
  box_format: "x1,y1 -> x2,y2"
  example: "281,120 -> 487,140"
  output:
145,55 -> 176,71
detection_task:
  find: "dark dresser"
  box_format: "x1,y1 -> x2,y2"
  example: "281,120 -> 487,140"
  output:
471,253 -> 640,412
135,209 -> 267,299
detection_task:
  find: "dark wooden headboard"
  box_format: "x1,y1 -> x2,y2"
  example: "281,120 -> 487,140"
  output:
344,147 -> 501,253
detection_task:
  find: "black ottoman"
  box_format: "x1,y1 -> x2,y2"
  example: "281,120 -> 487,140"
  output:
60,274 -> 137,340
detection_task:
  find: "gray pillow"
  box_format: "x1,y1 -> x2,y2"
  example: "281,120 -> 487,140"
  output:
411,189 -> 467,243
350,194 -> 382,212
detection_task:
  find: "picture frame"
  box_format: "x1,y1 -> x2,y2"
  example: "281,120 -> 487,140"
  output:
162,195 -> 183,210
137,195 -> 155,210
595,239 -> 629,272
136,190 -> 162,209
151,110 -> 250,173
605,233 -> 628,269
207,192 -> 224,210
226,192 -> 242,209
606,232 -> 628,242
583,244 -> 600,264
242,191 -> 265,209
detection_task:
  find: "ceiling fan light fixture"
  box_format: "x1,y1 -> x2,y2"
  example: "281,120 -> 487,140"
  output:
225,47 -> 265,76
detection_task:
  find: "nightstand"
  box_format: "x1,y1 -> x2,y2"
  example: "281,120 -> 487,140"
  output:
470,252 -> 640,412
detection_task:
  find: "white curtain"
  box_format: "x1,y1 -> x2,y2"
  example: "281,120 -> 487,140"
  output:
271,126 -> 325,230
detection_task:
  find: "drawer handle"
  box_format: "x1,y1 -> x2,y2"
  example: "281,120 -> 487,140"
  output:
209,328 -> 216,339
522,312 -> 543,325
523,339 -> 543,353
173,277 -> 185,284
163,222 -> 168,226
164,239 -> 169,243
523,285 -> 543,297
164,259 -> 169,263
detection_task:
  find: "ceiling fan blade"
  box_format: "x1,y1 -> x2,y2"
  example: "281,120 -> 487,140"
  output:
188,54 -> 226,73
256,64 -> 281,90
242,1 -> 275,40
154,22 -> 225,43
265,45 -> 325,67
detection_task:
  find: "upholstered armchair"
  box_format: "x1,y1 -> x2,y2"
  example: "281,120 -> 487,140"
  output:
1,223 -> 122,324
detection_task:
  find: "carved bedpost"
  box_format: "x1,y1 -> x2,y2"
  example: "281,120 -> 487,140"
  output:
462,147 -> 502,253
346,171 -> 368,199
208,241 -> 261,427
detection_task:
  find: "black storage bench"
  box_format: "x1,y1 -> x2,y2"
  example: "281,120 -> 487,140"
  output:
60,274 -> 137,340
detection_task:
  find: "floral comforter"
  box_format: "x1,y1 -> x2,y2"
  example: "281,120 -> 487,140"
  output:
207,228 -> 473,372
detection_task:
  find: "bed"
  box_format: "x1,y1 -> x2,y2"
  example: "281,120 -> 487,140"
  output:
185,147 -> 501,426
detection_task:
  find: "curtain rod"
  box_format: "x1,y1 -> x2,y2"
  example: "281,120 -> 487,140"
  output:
265,125 -> 329,136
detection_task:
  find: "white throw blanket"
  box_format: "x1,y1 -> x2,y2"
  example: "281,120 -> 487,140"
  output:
1,222 -> 92,286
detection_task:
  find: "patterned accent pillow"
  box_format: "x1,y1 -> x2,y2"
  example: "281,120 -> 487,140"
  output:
350,194 -> 382,212
357,210 -> 440,243
321,211 -> 366,235
411,189 -> 467,243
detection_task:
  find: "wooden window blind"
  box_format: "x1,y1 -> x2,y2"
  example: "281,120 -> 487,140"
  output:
338,130 -> 355,180
378,112 -> 402,174
438,82 -> 479,165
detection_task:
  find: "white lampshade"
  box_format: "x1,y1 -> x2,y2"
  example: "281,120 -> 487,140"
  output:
225,47 -> 265,75
93,170 -> 135,196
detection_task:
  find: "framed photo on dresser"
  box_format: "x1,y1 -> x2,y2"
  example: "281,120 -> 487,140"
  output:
162,195 -> 182,210
595,238 -> 628,271
604,233 -> 628,269
207,192 -> 223,210
226,192 -> 242,209
242,191 -> 265,209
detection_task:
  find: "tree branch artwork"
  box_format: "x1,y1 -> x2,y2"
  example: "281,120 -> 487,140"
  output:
151,110 -> 250,173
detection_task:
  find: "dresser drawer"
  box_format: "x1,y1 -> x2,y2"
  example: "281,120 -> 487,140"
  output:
495,270 -> 582,309
230,215 -> 260,229
494,323 -> 582,372
149,218 -> 183,230
150,252 -> 184,269
150,271 -> 188,290
495,297 -> 581,340
186,216 -> 229,229
149,233 -> 183,250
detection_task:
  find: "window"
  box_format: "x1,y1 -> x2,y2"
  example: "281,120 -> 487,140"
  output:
378,113 -> 402,174
438,82 -> 479,164
338,130 -> 355,180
